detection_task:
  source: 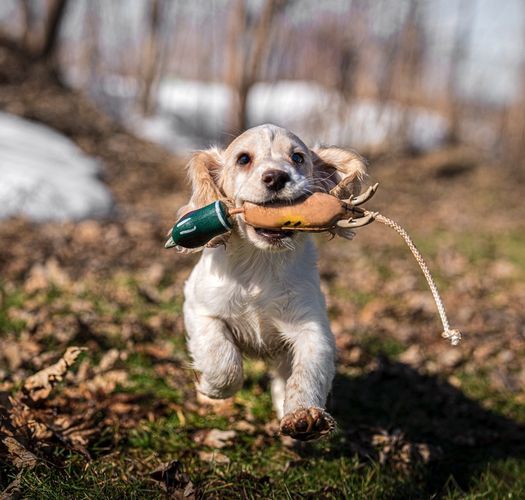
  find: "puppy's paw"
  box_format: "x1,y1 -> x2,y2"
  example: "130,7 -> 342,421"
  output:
280,407 -> 336,441
197,374 -> 242,400
196,392 -> 233,406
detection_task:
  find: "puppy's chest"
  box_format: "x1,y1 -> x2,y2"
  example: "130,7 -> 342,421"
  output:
225,308 -> 283,356
212,278 -> 290,321
206,277 -> 292,352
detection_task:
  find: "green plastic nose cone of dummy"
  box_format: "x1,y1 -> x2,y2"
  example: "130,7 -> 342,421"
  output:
165,200 -> 232,249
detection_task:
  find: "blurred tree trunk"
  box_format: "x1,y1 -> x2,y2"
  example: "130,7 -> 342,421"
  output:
225,0 -> 246,133
139,0 -> 163,116
85,0 -> 101,88
39,0 -> 69,63
7,0 -> 68,63
333,3 -> 366,145
337,1 -> 368,100
338,38 -> 359,100
391,0 -> 425,150
20,0 -> 37,52
501,13 -> 525,177
225,0 -> 283,134
446,2 -> 474,144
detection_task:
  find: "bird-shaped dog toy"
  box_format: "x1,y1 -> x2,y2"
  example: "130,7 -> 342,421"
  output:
165,182 -> 462,346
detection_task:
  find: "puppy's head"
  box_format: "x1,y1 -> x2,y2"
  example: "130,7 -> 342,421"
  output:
180,124 -> 367,251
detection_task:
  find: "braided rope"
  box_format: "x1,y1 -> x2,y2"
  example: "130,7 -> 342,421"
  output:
370,212 -> 462,346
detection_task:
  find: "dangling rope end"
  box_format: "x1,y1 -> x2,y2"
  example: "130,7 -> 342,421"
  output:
370,212 -> 462,347
442,328 -> 462,346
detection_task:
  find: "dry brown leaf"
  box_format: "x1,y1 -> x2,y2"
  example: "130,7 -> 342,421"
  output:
75,359 -> 91,382
53,415 -> 75,431
24,258 -> 70,294
140,263 -> 165,286
198,450 -> 230,464
23,346 -> 86,401
95,348 -> 120,373
108,401 -> 139,415
399,345 -> 423,366
149,460 -> 196,499
233,420 -> 257,434
0,343 -> 23,372
0,472 -> 22,499
2,437 -> 38,469
138,342 -> 174,360
8,396 -> 52,440
439,348 -> 463,369
368,428 -> 442,472
74,220 -> 104,245
0,336 -> 41,372
263,420 -> 280,437
193,429 -> 236,449
63,427 -> 98,447
84,369 -> 128,393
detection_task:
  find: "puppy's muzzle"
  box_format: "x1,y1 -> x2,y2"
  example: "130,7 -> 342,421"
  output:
261,169 -> 290,192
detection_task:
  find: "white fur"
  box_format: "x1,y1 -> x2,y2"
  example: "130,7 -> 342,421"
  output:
181,124 -> 366,421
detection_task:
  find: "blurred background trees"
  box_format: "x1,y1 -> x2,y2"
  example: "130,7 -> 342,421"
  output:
6,0 -> 69,63
0,0 -> 523,171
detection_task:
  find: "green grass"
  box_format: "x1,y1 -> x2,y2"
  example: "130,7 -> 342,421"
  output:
2,228 -> 525,499
3,347 -> 525,499
0,283 -> 27,335
414,229 -> 525,278
463,459 -> 525,499
332,286 -> 375,307
16,460 -> 163,500
12,453 -> 411,499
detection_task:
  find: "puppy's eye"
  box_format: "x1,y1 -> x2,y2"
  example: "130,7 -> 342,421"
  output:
291,152 -> 304,164
237,153 -> 251,166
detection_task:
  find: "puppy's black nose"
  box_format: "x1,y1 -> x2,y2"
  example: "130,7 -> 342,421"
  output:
261,169 -> 290,191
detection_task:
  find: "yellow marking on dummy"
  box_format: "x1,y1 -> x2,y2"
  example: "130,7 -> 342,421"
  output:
280,216 -> 307,227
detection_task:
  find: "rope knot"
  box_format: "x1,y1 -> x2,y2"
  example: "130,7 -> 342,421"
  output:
442,329 -> 462,346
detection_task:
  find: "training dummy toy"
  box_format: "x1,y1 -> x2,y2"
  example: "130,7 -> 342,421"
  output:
166,181 -> 461,346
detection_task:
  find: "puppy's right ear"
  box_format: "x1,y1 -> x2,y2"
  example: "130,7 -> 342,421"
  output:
173,148 -> 229,254
178,147 -> 225,218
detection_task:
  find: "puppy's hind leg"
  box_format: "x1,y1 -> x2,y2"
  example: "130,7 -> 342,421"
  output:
186,314 -> 243,399
270,354 -> 292,420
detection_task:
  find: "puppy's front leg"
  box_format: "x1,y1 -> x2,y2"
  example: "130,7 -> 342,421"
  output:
279,323 -> 336,441
186,314 -> 243,399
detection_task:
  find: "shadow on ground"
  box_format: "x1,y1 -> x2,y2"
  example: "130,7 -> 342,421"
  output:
314,358 -> 525,497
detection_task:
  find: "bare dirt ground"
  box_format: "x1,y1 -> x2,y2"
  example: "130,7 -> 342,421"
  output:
1,45 -> 524,498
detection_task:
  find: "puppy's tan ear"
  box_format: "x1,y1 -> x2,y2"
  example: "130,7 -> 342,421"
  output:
311,146 -> 367,199
178,147 -> 225,218
173,148 -> 229,253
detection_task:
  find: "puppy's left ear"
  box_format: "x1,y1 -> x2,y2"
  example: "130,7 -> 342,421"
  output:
311,146 -> 367,199
311,146 -> 368,241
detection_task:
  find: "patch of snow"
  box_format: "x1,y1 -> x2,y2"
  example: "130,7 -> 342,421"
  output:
133,78 -> 449,153
247,81 -> 333,125
135,113 -> 209,152
323,100 -> 449,151
158,79 -> 232,124
248,82 -> 449,151
127,78 -> 233,151
0,113 -> 113,221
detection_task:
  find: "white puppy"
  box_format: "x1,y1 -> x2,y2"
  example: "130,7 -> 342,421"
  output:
180,124 -> 366,440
